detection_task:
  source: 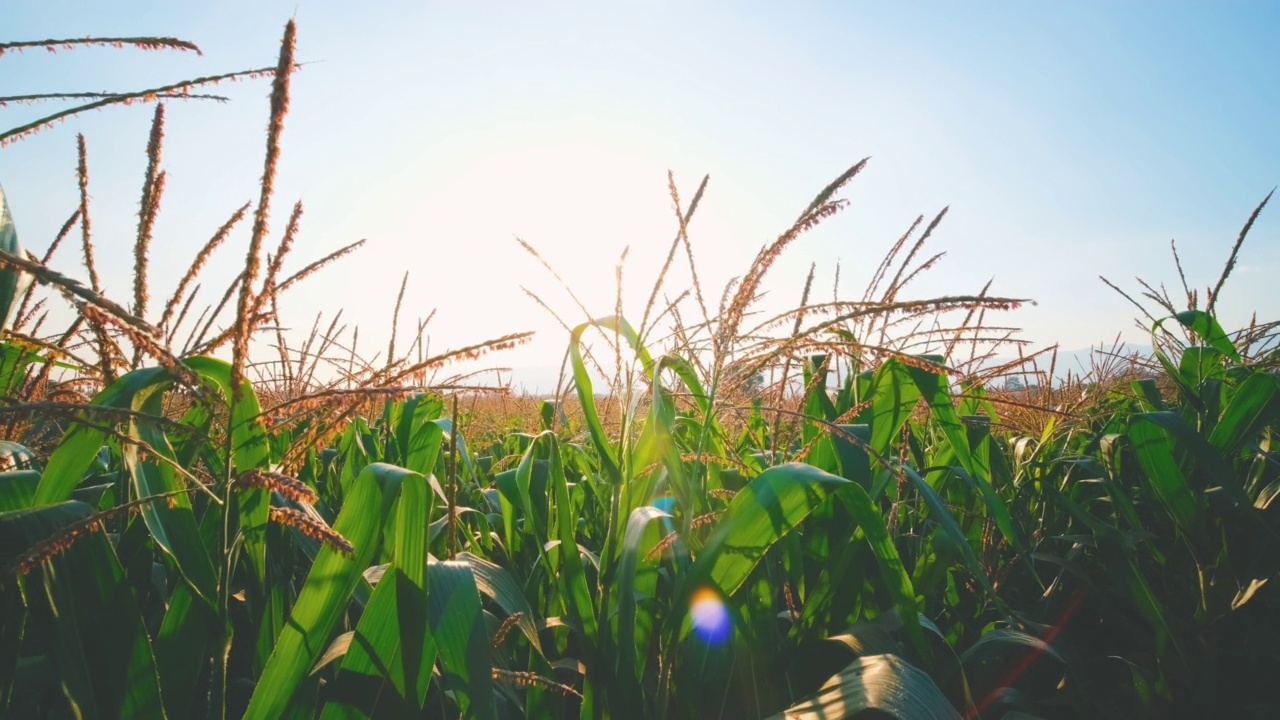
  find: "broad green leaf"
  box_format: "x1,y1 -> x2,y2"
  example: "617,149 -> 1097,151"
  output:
542,432 -> 599,652
836,482 -> 929,665
394,393 -> 444,468
768,654 -> 960,720
459,552 -> 543,654
908,359 -> 1021,551
1,501 -> 167,719
1174,310 -> 1241,363
1133,411 -> 1251,509
900,464 -> 1003,609
125,391 -> 218,608
1128,414 -> 1199,532
831,424 -> 872,486
1208,372 -> 1279,454
184,357 -> 272,589
35,367 -> 170,506
320,569 -> 433,719
514,446 -> 550,537
869,360 -> 920,464
613,505 -> 669,714
427,559 -> 496,720
0,470 -> 39,512
243,463 -> 406,720
155,583 -> 210,719
404,420 -> 444,477
31,359 -> 268,606
695,462 -> 849,598
322,468 -> 434,719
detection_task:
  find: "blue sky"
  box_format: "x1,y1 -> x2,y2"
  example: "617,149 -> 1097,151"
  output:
3,2 -> 1278,388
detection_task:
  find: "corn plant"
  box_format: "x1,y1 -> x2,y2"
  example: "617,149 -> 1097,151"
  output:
1,17 -> 1278,720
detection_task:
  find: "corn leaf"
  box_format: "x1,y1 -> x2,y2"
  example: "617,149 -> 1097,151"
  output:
321,468 -> 434,719
427,559 -> 496,720
2,501 -> 167,719
243,463 -> 406,720
768,654 -> 959,720
695,462 -> 849,598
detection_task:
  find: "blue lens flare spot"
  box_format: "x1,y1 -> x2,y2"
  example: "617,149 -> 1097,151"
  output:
690,588 -> 731,644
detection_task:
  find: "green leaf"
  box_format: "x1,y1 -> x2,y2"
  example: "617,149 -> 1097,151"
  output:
320,570 -> 434,719
908,359 -> 1021,551
1174,310 -> 1241,363
1128,414 -> 1199,532
768,654 -> 960,720
900,464 -> 1003,609
836,483 -> 930,666
2,501 -> 167,719
404,420 -> 444,477
184,357 -> 272,588
613,505 -> 669,712
1133,411 -> 1251,509
0,344 -> 40,401
960,627 -> 1066,667
1046,485 -> 1181,659
0,470 -> 39,512
31,358 -> 269,602
125,391 -> 219,609
869,360 -> 921,464
322,468 -> 435,719
514,444 -> 550,538
427,559 -> 496,720
243,463 -> 406,720
831,424 -> 872,486
1208,372 -> 1280,454
459,552 -> 543,655
695,462 -> 849,598
569,322 -> 621,484
155,584 -> 210,719
35,367 -> 170,506
542,432 -> 599,654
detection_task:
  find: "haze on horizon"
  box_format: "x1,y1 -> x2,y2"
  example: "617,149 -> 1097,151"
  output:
3,2 -> 1278,392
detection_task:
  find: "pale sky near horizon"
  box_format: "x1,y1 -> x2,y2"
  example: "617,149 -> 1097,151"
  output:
3,2 -> 1278,390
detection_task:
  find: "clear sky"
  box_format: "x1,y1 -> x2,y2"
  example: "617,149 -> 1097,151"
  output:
3,2 -> 1278,389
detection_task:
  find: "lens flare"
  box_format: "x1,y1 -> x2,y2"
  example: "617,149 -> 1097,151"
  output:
690,588 -> 731,644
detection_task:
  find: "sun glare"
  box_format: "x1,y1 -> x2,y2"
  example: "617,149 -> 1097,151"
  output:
689,587 -> 731,644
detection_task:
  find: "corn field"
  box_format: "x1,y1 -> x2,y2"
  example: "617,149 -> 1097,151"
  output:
1,22 -> 1278,720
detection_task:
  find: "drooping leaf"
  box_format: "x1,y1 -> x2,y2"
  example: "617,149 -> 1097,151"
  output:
459,552 -> 542,654
427,559 -> 496,720
569,321 -> 621,484
693,463 -> 849,598
1173,311 -> 1241,363
768,654 -> 960,720
0,470 -> 39,512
